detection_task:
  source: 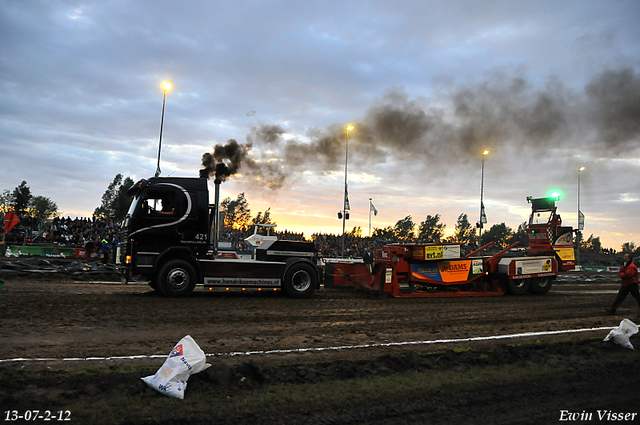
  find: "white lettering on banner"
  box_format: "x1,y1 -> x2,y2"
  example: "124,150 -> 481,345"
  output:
266,250 -> 315,258
205,277 -> 280,287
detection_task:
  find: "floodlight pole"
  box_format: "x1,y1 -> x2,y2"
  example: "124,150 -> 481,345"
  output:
576,166 -> 585,266
155,82 -> 171,177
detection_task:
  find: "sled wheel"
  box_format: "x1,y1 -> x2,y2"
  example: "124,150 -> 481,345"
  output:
157,259 -> 197,297
507,278 -> 530,295
283,263 -> 317,299
528,277 -> 552,295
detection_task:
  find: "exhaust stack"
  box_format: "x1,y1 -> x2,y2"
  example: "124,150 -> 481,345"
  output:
212,181 -> 220,258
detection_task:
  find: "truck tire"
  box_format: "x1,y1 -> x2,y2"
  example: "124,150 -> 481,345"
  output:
528,277 -> 552,295
157,259 -> 197,297
282,262 -> 317,299
507,278 -> 530,295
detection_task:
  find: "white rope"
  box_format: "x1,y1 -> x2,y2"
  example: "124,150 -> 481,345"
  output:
0,326 -> 613,364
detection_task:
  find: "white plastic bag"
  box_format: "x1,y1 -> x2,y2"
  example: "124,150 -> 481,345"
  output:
604,319 -> 638,350
142,335 -> 211,399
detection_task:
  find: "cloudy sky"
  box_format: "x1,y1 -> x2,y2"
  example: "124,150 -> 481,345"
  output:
1,0 -> 639,249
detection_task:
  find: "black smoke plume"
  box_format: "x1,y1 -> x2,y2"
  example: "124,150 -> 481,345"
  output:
200,139 -> 247,184
207,68 -> 640,189
200,139 -> 286,189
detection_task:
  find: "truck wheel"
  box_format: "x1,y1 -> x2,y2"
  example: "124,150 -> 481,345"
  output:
157,259 -> 197,297
507,278 -> 530,295
528,277 -> 552,295
283,263 -> 317,299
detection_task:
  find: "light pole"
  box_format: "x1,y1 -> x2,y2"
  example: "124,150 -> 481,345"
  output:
155,81 -> 172,177
576,166 -> 586,267
341,125 -> 354,258
478,149 -> 489,246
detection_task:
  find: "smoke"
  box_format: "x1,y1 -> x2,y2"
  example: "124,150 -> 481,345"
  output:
200,139 -> 245,183
205,68 -> 640,189
585,68 -> 640,150
199,139 -> 286,189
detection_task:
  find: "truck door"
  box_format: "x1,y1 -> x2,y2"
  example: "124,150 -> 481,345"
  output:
131,185 -> 190,254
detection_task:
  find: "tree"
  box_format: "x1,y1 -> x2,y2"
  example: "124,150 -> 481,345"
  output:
585,234 -> 602,253
0,190 -> 11,214
394,215 -> 415,242
346,226 -> 363,238
94,174 -> 134,220
372,226 -> 394,242
417,214 -> 446,243
220,193 -> 252,230
508,221 -> 529,247
12,181 -> 32,215
621,242 -> 637,254
452,213 -> 474,244
482,222 -> 513,248
29,196 -> 59,219
251,208 -> 274,226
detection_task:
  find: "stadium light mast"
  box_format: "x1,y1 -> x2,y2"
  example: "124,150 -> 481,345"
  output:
576,166 -> 586,266
341,125 -> 354,258
155,81 -> 172,177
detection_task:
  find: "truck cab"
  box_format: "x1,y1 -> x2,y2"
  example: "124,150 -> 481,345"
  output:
120,177 -> 319,298
121,177 -> 210,273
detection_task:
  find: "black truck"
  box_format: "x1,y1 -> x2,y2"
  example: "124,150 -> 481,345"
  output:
119,176 -> 319,298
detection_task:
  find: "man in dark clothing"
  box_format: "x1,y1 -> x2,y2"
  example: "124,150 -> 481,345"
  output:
606,253 -> 640,315
101,238 -> 111,265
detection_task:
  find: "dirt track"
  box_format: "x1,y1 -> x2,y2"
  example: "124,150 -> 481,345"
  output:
2,274 -> 640,424
0,275 -> 633,361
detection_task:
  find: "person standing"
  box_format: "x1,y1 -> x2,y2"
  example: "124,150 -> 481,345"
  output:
100,237 -> 112,265
606,253 -> 640,315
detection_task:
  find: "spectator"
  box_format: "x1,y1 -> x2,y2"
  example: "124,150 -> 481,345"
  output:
100,238 -> 112,264
606,253 -> 640,315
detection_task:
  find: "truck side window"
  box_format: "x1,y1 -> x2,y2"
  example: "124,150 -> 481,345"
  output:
142,189 -> 185,217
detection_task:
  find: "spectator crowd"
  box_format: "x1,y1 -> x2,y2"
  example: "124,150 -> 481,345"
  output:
2,214 -> 634,266
3,215 -> 389,261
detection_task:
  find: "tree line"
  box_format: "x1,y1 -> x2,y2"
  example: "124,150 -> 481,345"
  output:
1,175 -> 637,255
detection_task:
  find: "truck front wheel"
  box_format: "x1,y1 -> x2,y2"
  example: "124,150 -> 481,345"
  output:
283,263 -> 317,299
157,259 -> 197,297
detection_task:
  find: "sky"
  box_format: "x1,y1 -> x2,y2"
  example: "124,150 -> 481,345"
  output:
1,0 -> 639,250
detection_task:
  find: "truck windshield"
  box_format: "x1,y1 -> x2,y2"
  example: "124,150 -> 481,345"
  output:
531,210 -> 553,225
124,196 -> 141,227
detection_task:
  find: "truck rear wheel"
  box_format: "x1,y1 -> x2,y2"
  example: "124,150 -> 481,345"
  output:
157,259 -> 197,297
283,263 -> 316,299
507,278 -> 530,295
528,277 -> 552,295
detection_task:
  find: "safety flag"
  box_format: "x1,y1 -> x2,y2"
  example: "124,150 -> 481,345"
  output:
578,210 -> 585,230
480,202 -> 487,224
4,211 -> 20,235
370,202 -> 378,216
344,185 -> 350,210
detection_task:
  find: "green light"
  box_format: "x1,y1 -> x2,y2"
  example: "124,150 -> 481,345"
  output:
548,190 -> 561,200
